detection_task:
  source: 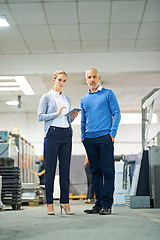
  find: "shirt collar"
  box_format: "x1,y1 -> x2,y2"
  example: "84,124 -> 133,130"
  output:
50,89 -> 64,96
88,85 -> 102,93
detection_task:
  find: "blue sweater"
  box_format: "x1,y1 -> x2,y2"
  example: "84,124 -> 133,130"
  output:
80,87 -> 121,140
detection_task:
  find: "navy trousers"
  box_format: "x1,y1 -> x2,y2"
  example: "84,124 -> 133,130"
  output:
44,126 -> 72,204
83,134 -> 114,208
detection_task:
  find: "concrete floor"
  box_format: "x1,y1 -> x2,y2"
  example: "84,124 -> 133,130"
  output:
0,201 -> 160,240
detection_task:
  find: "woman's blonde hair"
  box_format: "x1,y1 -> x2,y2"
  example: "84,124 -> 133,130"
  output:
53,70 -> 67,80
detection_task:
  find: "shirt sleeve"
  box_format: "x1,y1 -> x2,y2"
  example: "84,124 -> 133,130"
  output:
38,94 -> 58,122
108,90 -> 121,138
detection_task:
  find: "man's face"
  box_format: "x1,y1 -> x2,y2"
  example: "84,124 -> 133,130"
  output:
85,69 -> 101,90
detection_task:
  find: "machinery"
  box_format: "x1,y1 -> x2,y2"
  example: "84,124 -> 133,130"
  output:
149,146 -> 160,208
0,175 -> 3,211
126,89 -> 160,208
0,131 -> 39,209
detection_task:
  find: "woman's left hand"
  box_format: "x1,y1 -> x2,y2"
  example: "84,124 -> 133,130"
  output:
72,111 -> 78,118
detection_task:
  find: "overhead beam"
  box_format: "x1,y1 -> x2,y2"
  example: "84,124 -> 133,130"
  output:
0,52 -> 160,75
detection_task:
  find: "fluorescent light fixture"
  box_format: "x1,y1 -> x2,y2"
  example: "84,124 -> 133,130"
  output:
0,87 -> 21,91
0,82 -> 18,86
0,76 -> 35,95
0,16 -> 10,27
6,100 -> 19,106
121,113 -> 157,124
0,76 -> 15,80
15,76 -> 35,95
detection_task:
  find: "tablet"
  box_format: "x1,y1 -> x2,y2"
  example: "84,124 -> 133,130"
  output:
65,108 -> 82,117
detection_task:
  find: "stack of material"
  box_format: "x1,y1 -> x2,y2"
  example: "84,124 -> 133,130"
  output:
0,166 -> 22,210
22,183 -> 38,205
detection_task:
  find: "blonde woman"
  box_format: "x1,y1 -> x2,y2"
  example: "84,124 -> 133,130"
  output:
38,71 -> 78,215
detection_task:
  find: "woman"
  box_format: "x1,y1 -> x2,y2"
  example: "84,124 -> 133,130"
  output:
38,70 -> 78,215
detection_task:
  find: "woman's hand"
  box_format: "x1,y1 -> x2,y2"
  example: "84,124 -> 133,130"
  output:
72,111 -> 78,118
57,106 -> 67,116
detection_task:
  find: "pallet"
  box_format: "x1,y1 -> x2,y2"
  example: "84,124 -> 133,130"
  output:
69,193 -> 86,200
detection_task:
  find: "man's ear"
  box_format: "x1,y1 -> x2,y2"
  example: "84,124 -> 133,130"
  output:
85,78 -> 88,84
99,76 -> 101,82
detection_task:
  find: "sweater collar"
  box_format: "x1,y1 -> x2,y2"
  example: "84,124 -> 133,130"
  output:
88,85 -> 102,94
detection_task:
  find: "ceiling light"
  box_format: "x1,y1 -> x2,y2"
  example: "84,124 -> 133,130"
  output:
0,76 -> 35,95
15,76 -> 35,95
0,82 -> 18,86
0,16 -> 10,27
0,76 -> 14,80
6,101 -> 19,106
0,87 -> 21,91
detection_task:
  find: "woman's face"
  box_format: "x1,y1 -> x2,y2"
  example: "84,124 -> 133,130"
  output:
53,73 -> 67,92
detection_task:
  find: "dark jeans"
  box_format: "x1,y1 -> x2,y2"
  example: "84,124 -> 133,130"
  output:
83,134 -> 114,208
84,163 -> 94,199
44,127 -> 72,204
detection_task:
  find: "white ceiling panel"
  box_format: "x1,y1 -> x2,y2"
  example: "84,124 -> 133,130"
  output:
138,23 -> 160,39
110,24 -> 139,39
78,0 -> 109,1
9,3 -> 46,25
46,0 -> 75,1
80,24 -> 108,40
44,2 -> 78,24
0,4 -> 16,25
0,42 -> 29,54
78,2 -> 110,23
27,41 -> 55,53
0,0 -> 160,115
7,0 -> 40,2
19,25 -> 52,41
143,0 -> 160,23
82,40 -> 107,52
111,1 -> 145,23
135,39 -> 160,51
26,76 -> 48,95
109,40 -> 135,51
50,25 -> 80,41
54,41 -> 81,52
0,26 -> 23,41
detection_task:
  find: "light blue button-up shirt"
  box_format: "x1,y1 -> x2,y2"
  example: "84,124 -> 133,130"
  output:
38,91 -> 74,137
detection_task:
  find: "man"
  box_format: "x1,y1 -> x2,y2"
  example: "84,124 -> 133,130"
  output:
32,155 -> 45,185
80,68 -> 121,215
84,155 -> 95,204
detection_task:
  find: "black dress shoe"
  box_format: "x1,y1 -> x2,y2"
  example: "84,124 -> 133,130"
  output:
99,206 -> 111,215
84,205 -> 102,214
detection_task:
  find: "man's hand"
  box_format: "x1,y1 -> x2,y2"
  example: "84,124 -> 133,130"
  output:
110,135 -> 114,142
72,111 -> 78,118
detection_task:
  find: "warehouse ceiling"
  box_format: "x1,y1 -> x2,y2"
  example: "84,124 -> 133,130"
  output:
0,0 -> 160,113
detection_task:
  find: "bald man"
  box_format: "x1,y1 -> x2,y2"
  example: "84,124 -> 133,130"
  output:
81,68 -> 121,215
